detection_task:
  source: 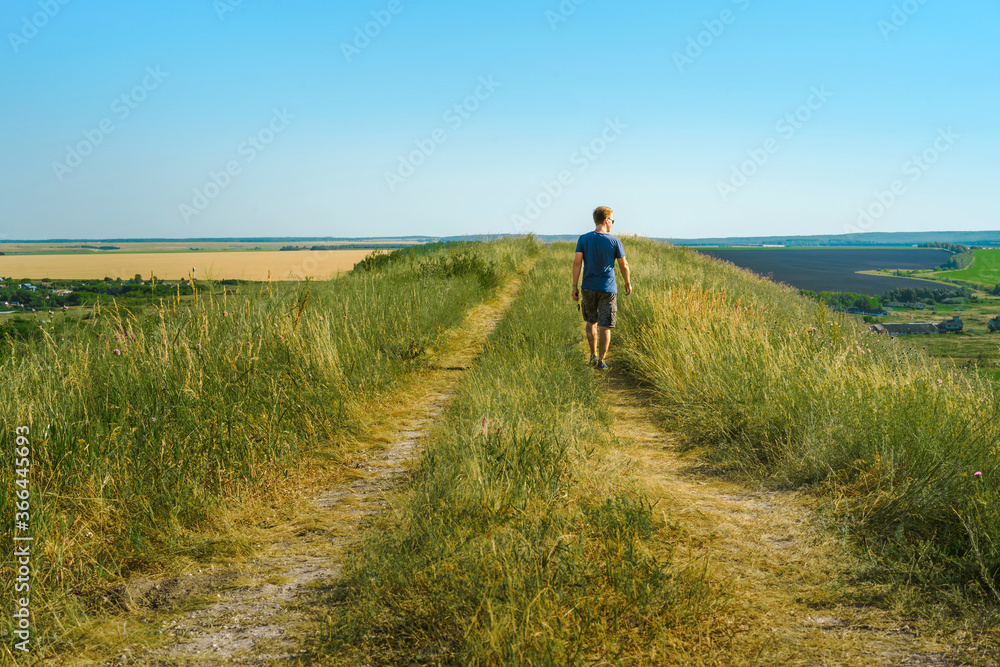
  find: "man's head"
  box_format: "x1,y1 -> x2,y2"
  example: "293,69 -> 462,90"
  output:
593,206 -> 613,227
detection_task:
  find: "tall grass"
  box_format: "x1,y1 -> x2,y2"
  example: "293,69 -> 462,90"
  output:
317,245 -> 711,665
616,237 -> 1000,602
0,239 -> 533,656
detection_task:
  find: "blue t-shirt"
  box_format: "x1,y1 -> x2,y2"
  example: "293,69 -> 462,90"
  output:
576,231 -> 625,294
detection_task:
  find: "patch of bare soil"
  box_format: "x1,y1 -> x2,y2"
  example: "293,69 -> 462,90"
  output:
95,274 -> 528,667
604,369 -> 998,667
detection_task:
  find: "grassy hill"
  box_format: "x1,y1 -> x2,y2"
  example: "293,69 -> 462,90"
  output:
4,238 -> 999,663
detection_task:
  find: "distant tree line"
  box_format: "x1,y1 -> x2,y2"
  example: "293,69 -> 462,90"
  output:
918,242 -> 975,270
280,243 -> 411,251
801,286 -> 974,312
0,281 -> 193,309
918,241 -> 969,254
799,291 -> 883,312
71,283 -> 192,300
881,286 -> 973,303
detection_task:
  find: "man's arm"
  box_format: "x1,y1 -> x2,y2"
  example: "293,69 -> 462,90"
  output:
617,256 -> 632,295
572,252 -> 584,301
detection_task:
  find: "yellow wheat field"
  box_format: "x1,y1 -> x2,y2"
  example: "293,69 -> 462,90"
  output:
0,250 -> 373,281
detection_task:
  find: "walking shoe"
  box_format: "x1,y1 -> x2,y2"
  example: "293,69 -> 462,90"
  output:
596,360 -> 609,370
590,354 -> 599,365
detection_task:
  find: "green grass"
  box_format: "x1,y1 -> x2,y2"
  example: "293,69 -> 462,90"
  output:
314,245 -> 711,665
616,238 -> 1000,607
938,249 -> 1000,287
0,239 -> 533,659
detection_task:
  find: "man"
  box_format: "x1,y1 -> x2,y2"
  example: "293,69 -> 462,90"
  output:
571,206 -> 632,370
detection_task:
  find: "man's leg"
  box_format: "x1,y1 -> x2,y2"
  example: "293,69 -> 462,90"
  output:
586,321 -> 599,358
596,291 -> 616,368
598,326 -> 611,362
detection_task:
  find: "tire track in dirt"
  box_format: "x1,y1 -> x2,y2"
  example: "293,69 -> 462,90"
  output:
603,369 -> 984,667
102,271 -> 531,667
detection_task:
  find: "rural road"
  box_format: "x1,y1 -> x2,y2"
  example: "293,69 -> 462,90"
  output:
605,369 -> 979,666
99,271 -> 530,666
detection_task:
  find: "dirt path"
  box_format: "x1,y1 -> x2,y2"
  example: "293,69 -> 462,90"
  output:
100,274 -> 528,667
604,370 -> 991,667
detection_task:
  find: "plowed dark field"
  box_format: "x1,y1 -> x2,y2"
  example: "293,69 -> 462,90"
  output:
694,247 -> 959,295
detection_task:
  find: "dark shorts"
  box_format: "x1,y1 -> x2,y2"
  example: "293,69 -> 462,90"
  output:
581,289 -> 617,328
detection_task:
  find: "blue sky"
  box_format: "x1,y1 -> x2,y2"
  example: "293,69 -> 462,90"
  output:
1,0 -> 997,240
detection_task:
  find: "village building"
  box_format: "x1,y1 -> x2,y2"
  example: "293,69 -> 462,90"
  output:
939,316 -> 963,333
871,316 -> 964,336
871,323 -> 941,336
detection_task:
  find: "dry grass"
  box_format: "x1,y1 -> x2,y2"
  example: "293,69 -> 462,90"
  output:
616,238 -> 1000,605
47,252 -> 540,667
0,250 -> 371,280
0,239 -> 532,664
315,246 -> 714,665
601,372 -> 994,665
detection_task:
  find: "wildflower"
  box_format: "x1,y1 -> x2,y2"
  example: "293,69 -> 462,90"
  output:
113,349 -> 121,355
196,343 -> 202,350
937,379 -> 943,384
224,311 -> 229,316
151,417 -> 157,422
974,471 -> 982,477
319,316 -> 324,320
808,327 -> 817,331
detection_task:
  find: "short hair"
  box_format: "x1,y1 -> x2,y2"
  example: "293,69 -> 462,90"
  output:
593,206 -> 613,225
